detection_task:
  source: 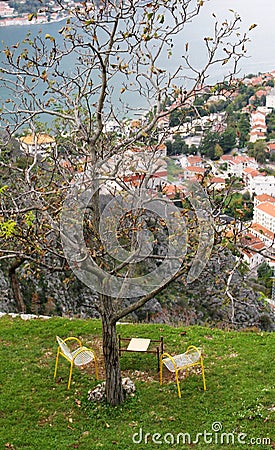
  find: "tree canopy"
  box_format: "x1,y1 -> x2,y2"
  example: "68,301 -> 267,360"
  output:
0,0 -> 251,405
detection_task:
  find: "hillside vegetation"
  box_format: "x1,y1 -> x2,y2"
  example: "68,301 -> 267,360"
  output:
0,316 -> 274,449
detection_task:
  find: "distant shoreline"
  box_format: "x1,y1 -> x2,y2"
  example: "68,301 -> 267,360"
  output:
0,14 -> 68,27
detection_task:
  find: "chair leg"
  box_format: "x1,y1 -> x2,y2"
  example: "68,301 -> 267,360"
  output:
175,369 -> 181,399
200,357 -> 207,391
54,350 -> 60,379
68,362 -> 73,389
156,347 -> 159,372
159,359 -> 163,386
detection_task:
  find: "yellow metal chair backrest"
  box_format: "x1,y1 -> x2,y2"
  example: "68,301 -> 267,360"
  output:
54,335 -> 98,389
160,345 -> 206,398
56,336 -> 74,361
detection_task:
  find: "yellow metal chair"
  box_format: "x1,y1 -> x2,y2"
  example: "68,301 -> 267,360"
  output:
160,345 -> 206,398
54,336 -> 98,389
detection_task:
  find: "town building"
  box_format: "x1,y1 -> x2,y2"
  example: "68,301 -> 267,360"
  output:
220,155 -> 258,177
243,168 -> 265,194
254,194 -> 275,207
181,165 -> 205,180
180,155 -> 203,168
240,233 -> 266,269
250,223 -> 274,248
208,176 -> 226,190
266,87 -> 275,108
243,194 -> 275,269
267,142 -> 275,156
247,174 -> 275,197
18,133 -> 56,156
253,201 -> 275,234
249,110 -> 267,143
0,1 -> 14,17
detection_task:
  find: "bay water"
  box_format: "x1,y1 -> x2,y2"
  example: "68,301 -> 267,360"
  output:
0,0 -> 274,115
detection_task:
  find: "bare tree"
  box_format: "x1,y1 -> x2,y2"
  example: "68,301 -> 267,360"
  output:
0,0 -> 250,404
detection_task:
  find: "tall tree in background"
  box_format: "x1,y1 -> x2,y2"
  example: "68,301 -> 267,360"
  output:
0,0 -> 249,404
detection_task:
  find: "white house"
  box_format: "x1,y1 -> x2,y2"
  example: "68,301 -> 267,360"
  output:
208,176 -> 226,190
182,165 -> 205,180
18,133 -> 56,156
240,232 -> 266,269
248,175 -> 275,196
249,130 -> 266,143
104,120 -> 121,134
183,135 -> 202,148
250,223 -> 274,248
254,194 -> 275,207
254,201 -> 275,234
220,155 -> 258,177
0,1 -> 14,17
180,155 -> 203,168
247,175 -> 275,269
243,168 -> 265,194
249,109 -> 267,142
266,87 -> 275,108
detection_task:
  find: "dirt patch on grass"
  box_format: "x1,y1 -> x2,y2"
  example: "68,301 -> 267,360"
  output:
83,336 -> 202,384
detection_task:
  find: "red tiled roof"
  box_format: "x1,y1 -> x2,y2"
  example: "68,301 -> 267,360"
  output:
241,232 -> 266,258
267,143 -> 275,151
209,176 -> 226,183
221,155 -> 234,161
152,170 -> 168,178
243,168 -> 263,177
162,184 -> 185,198
251,223 -> 275,241
251,110 -> 266,117
233,156 -> 247,163
250,76 -> 263,85
221,155 -> 257,165
250,131 -> 266,136
19,133 -> 55,145
187,156 -> 202,164
185,166 -> 205,173
163,185 -> 177,194
255,90 -> 267,98
255,194 -> 275,203
155,143 -> 166,150
251,121 -> 267,127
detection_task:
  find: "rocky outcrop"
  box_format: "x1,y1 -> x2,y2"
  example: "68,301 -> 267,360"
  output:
132,250 -> 275,331
0,266 -> 100,318
0,249 -> 274,331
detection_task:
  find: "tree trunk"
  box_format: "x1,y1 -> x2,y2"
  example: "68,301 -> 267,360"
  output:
8,259 -> 26,313
101,293 -> 124,405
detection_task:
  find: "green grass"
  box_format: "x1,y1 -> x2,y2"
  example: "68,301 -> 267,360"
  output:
0,316 -> 275,449
166,157 -> 184,182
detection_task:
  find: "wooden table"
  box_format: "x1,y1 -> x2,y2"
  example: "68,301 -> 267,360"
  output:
118,335 -> 164,371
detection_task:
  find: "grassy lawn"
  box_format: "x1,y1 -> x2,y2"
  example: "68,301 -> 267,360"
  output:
166,157 -> 184,182
0,315 -> 274,449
